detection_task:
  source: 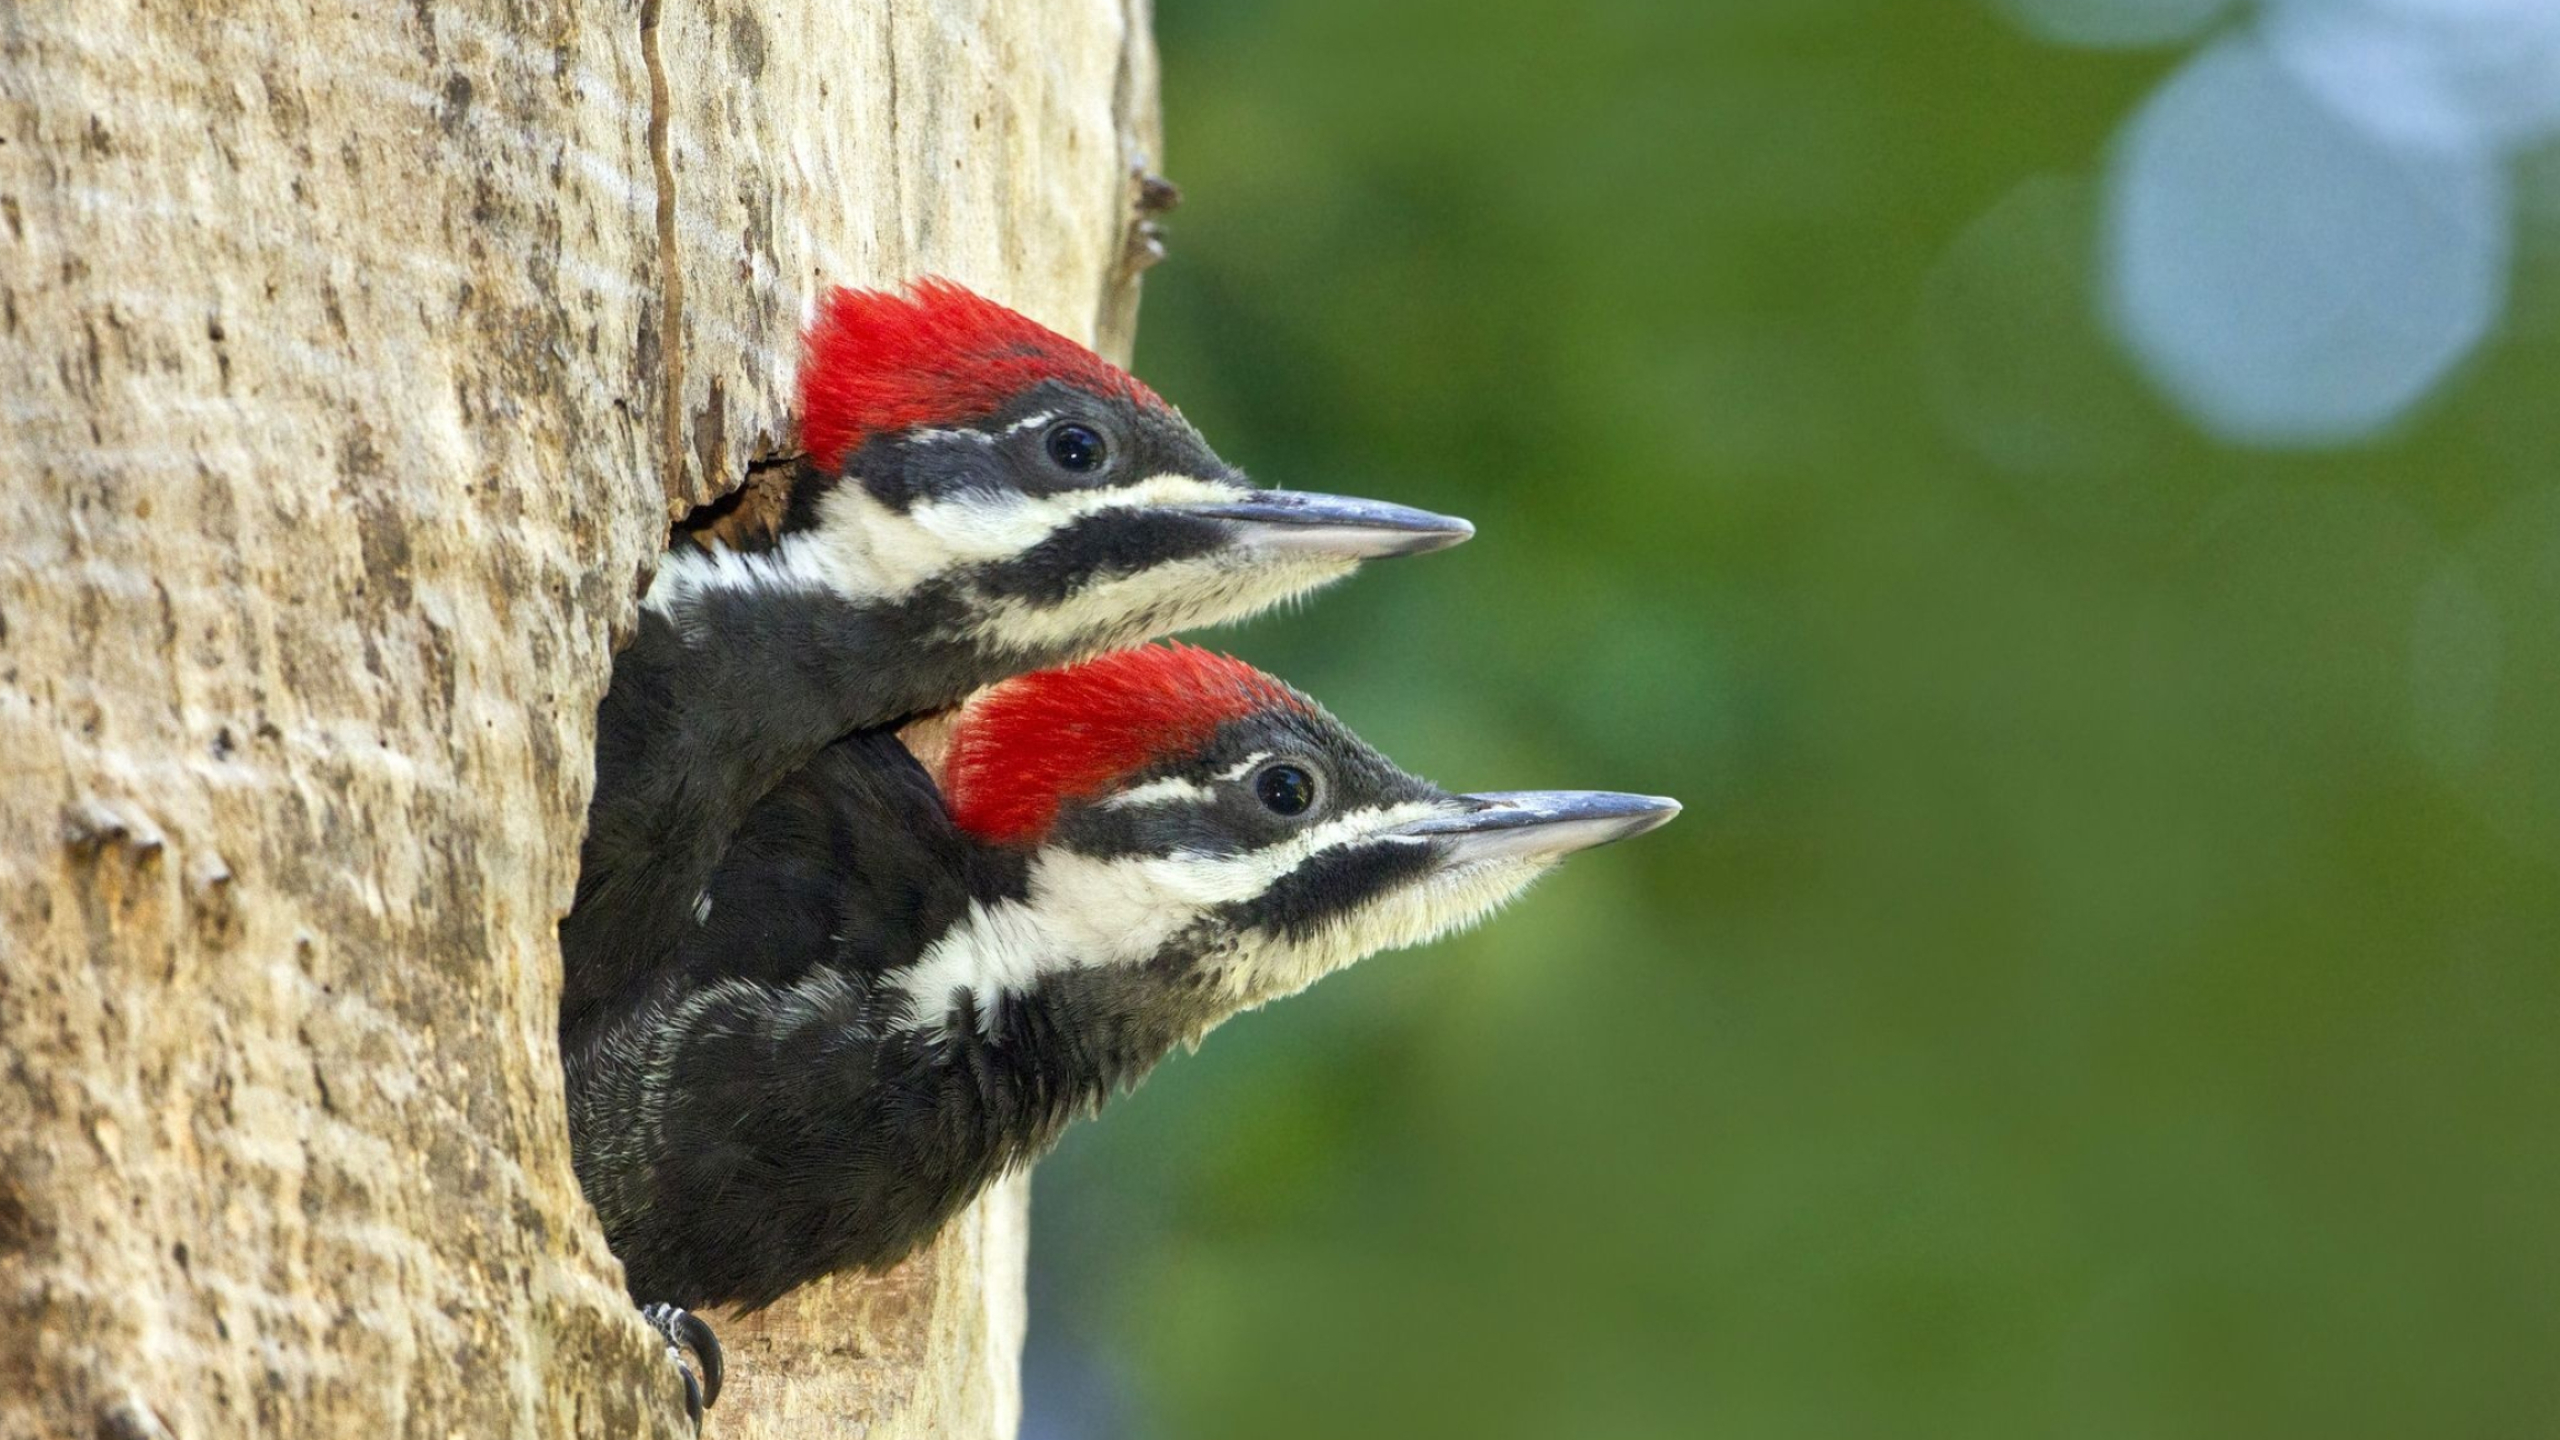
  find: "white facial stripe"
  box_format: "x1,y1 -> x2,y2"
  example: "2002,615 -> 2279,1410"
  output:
1143,801 -> 1445,906
798,470 -> 1242,607
968,551 -> 1355,654
644,470 -> 1363,651
1101,776 -> 1220,810
1216,752 -> 1272,782
888,800 -> 1446,1038
1210,854 -> 1558,1012
639,537 -> 835,622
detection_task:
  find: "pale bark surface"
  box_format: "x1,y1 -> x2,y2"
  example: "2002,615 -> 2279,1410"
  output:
0,3 -> 1159,1437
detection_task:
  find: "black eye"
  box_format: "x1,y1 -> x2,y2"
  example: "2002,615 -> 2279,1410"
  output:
1254,763 -> 1318,818
1045,422 -> 1106,473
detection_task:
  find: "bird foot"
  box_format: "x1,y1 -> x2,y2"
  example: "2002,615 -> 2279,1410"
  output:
640,1302 -> 724,1428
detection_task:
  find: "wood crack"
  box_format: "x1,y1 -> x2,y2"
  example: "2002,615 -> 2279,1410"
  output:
641,0 -> 687,508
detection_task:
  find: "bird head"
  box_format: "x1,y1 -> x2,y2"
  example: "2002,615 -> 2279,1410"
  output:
764,280 -> 1471,662
900,644 -> 1679,1039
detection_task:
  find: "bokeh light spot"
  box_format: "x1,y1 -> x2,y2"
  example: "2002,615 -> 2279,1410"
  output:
2264,0 -> 2560,153
2104,33 -> 2510,446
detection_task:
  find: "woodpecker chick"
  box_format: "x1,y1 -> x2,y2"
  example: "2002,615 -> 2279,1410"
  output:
564,279 -> 1472,1039
569,644 -> 1678,1311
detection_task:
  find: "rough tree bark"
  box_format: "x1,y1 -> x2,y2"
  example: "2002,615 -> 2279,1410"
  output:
0,3 -> 1161,1437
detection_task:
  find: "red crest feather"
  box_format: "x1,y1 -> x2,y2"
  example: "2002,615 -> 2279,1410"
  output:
941,644 -> 1310,844
797,278 -> 1164,473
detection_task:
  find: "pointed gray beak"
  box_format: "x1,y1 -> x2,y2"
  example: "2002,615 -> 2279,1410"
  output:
1169,490 -> 1474,559
1390,790 -> 1681,864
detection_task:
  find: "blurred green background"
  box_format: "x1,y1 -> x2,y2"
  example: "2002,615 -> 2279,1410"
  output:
1025,3 -> 2560,1437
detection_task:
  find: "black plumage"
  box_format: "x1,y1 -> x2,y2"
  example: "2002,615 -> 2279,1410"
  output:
559,381 -> 1240,1041
558,285 -> 1484,1418
567,656 -> 1675,1313
570,704 -> 1362,1308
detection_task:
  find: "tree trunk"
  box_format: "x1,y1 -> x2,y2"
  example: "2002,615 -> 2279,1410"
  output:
0,3 -> 1160,1436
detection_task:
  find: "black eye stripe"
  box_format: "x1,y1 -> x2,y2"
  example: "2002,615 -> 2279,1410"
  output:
969,509 -> 1226,604
1227,835 -> 1437,941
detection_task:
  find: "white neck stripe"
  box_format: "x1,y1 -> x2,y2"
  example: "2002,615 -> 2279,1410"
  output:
889,799 -> 1447,1038
634,471 -> 1247,624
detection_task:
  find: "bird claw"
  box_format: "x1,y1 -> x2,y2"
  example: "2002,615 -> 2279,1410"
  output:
640,1302 -> 724,1427
676,1364 -> 703,1431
